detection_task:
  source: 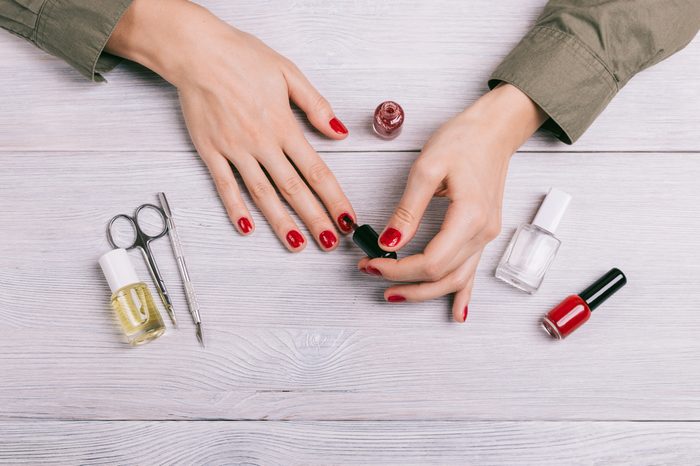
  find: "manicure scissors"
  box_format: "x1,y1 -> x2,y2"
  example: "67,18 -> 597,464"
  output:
107,204 -> 178,326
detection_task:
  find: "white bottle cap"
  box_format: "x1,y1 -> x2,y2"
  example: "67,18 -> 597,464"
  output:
99,249 -> 140,293
532,188 -> 572,234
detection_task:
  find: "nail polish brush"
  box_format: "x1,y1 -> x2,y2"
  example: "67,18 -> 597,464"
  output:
342,215 -> 398,259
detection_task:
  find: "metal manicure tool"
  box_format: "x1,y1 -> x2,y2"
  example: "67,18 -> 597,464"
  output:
107,204 -> 178,327
158,192 -> 205,348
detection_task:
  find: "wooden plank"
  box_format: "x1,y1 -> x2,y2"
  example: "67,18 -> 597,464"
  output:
1,421 -> 700,465
1,150 -> 700,420
0,0 -> 698,153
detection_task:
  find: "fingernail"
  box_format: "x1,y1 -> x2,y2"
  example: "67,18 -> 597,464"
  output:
359,267 -> 368,274
366,265 -> 382,276
286,230 -> 305,249
319,230 -> 338,249
329,117 -> 348,135
387,295 -> 406,303
462,305 -> 469,323
379,227 -> 402,248
237,217 -> 253,234
338,213 -> 354,233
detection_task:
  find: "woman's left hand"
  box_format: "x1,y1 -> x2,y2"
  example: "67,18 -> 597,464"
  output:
358,84 -> 546,322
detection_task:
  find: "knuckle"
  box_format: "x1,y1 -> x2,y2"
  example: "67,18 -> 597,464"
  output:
452,269 -> 471,290
212,173 -> 237,194
311,93 -> 331,114
483,220 -> 502,241
306,214 -> 328,230
307,161 -> 332,186
280,174 -> 306,197
469,207 -> 488,231
412,157 -> 443,182
393,206 -> 416,225
249,181 -> 272,201
423,259 -> 445,282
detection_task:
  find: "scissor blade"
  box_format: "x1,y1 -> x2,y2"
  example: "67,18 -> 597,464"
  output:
195,323 -> 205,348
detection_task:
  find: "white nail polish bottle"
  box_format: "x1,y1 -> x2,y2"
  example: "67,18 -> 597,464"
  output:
495,188 -> 572,294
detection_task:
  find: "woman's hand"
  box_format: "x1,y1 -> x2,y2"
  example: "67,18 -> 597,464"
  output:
358,84 -> 547,322
106,0 -> 355,252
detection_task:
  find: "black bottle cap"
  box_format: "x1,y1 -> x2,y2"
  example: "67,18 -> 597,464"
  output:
352,224 -> 398,259
578,268 -> 627,312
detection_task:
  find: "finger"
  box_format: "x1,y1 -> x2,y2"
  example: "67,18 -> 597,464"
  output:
377,158 -> 445,251
233,155 -> 307,252
367,199 -> 483,282
452,274 -> 476,324
283,134 -> 357,234
282,61 -> 348,139
204,153 -> 255,236
383,251 -> 480,318
259,148 -> 340,251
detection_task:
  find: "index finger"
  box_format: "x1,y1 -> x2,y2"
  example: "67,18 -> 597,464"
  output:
365,199 -> 484,282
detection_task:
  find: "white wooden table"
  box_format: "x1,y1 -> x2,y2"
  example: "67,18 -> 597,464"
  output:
1,1 -> 699,464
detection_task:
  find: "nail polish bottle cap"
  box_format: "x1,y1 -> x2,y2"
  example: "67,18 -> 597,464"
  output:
99,248 -> 140,293
532,188 -> 572,234
352,223 -> 398,260
579,268 -> 627,311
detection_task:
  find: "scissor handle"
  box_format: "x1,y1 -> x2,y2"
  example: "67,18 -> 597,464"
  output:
133,203 -> 169,241
107,214 -> 139,250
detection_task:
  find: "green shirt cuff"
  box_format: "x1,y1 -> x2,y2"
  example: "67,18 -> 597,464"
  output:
488,26 -> 619,144
35,0 -> 133,82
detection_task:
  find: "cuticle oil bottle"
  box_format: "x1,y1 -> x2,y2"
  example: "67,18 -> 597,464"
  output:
99,249 -> 166,346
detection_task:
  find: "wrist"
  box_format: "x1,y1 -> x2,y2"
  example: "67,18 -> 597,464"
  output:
105,0 -> 213,85
459,83 -> 547,156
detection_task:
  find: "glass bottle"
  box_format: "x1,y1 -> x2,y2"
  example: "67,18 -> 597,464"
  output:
495,188 -> 572,294
373,101 -> 404,139
542,268 -> 627,339
99,249 -> 166,345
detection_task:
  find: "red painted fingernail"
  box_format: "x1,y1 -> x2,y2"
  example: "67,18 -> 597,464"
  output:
237,217 -> 253,234
379,227 -> 402,248
462,305 -> 469,323
387,295 -> 406,303
338,213 -> 354,233
329,117 -> 348,135
366,265 -> 382,276
319,230 -> 338,249
286,230 -> 305,249
360,267 -> 368,274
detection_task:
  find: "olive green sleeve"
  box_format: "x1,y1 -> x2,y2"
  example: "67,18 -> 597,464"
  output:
0,0 -> 133,81
489,0 -> 700,144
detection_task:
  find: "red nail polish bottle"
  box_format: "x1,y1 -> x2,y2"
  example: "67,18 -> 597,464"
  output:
373,101 -> 404,140
542,268 -> 627,340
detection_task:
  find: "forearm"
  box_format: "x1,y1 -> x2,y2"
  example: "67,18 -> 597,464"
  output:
0,0 -> 134,81
490,0 -> 700,144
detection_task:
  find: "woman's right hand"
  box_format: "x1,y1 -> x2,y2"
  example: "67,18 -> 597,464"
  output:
106,0 -> 355,252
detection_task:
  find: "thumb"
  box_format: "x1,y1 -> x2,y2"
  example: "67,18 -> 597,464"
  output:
283,62 -> 348,139
379,161 -> 443,251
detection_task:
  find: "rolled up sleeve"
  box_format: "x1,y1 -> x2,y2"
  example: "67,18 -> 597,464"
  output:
489,0 -> 700,144
0,0 -> 133,81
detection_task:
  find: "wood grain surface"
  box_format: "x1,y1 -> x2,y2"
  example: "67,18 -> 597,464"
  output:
2,421 -> 700,465
0,0 -> 699,464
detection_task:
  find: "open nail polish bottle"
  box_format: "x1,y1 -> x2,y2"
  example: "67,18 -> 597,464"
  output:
495,188 -> 572,294
343,215 -> 397,259
542,268 -> 627,340
373,101 -> 404,140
